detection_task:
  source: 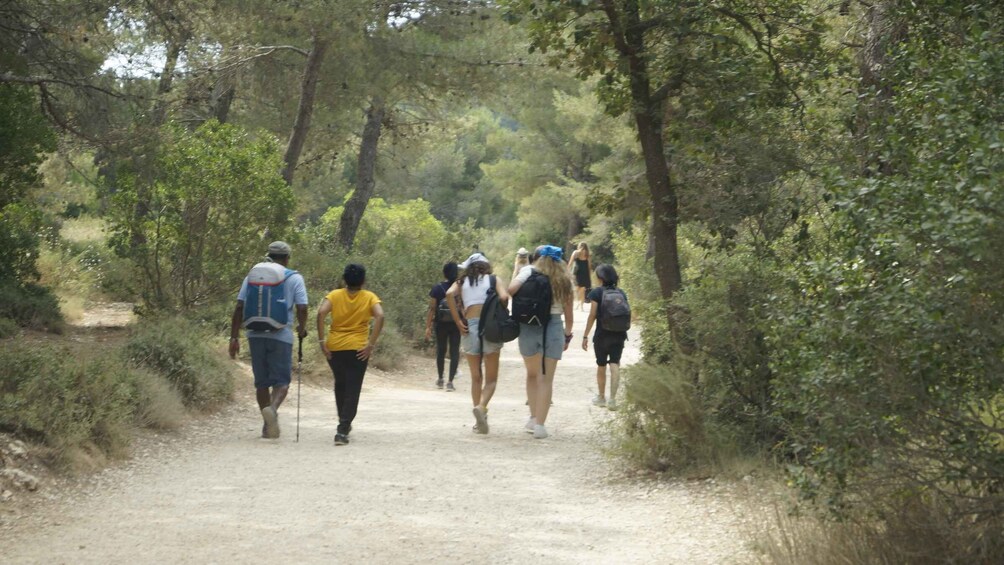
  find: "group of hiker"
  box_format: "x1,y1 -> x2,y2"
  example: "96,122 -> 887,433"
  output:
228,239 -> 630,446
425,243 -> 631,439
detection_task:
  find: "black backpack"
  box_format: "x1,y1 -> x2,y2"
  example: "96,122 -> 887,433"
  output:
512,270 -> 552,326
599,287 -> 631,332
435,283 -> 456,322
479,276 -> 519,343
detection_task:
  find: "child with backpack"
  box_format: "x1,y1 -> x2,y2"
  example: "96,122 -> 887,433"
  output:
508,245 -> 574,439
445,253 -> 510,434
425,262 -> 461,391
582,264 -> 630,410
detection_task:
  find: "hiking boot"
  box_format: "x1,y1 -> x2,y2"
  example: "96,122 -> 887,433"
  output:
472,406 -> 489,434
592,395 -> 607,407
533,424 -> 549,439
446,381 -> 455,391
261,406 -> 279,439
436,378 -> 444,389
334,433 -> 349,446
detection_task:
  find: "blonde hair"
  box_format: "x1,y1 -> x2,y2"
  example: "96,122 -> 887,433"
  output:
577,242 -> 590,257
533,255 -> 573,306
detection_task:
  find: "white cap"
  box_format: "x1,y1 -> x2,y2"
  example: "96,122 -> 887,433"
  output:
459,252 -> 489,269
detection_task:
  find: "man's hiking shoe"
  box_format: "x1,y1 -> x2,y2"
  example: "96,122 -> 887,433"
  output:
592,395 -> 607,407
446,382 -> 455,391
436,378 -> 444,389
533,424 -> 549,439
261,406 -> 279,439
472,406 -> 489,434
334,433 -> 349,446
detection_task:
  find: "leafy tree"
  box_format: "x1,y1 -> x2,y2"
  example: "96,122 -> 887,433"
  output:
106,121 -> 293,310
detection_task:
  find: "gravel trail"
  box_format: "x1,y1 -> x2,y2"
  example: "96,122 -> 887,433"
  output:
2,315 -> 750,564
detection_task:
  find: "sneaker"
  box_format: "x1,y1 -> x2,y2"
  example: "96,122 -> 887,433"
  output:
446,382 -> 455,391
533,424 -> 549,439
607,398 -> 618,411
334,433 -> 349,446
261,406 -> 279,439
524,417 -> 536,433
436,378 -> 444,389
472,406 -> 489,434
592,395 -> 607,407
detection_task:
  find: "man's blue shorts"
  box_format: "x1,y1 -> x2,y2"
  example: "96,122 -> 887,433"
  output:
248,338 -> 293,389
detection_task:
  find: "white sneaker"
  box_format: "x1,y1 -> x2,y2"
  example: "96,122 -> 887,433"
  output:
592,395 -> 606,407
533,424 -> 548,439
472,406 -> 489,434
607,398 -> 618,411
524,417 -> 536,433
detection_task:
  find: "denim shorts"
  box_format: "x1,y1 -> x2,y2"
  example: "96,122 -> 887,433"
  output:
463,318 -> 502,355
518,315 -> 565,360
248,337 -> 293,388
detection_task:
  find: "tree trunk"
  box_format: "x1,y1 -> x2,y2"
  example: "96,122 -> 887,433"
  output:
856,1 -> 904,176
282,35 -> 329,185
337,97 -> 385,250
150,37 -> 185,127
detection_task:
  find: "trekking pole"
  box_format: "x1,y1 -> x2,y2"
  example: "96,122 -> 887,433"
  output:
296,337 -> 303,443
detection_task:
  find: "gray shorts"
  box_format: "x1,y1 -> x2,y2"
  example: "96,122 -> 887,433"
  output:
517,315 -> 565,360
248,337 -> 293,388
463,318 -> 503,356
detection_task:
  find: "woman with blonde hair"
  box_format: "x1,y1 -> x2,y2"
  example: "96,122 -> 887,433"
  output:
568,242 -> 593,312
509,245 -> 574,439
446,252 -> 510,434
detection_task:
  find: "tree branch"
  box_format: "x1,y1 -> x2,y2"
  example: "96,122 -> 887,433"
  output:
0,73 -> 126,98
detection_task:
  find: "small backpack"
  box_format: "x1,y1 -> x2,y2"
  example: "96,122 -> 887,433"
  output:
435,283 -> 457,323
512,270 -> 552,326
479,276 -> 520,343
599,287 -> 631,332
242,262 -> 297,332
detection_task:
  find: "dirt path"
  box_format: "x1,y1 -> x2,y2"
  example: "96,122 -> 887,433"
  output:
2,315 -> 751,564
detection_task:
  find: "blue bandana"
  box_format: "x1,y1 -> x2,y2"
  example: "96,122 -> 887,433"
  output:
539,245 -> 564,262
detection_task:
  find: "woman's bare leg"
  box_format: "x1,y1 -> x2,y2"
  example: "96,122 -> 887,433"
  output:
466,354 -> 482,407
479,352 -> 500,409
536,357 -> 559,424
523,354 -> 542,421
596,365 -> 607,400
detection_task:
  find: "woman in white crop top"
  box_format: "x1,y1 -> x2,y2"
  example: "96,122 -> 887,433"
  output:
445,253 -> 510,434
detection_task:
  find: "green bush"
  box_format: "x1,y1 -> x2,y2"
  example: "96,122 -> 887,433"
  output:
0,344 -> 135,460
124,317 -> 234,408
0,282 -> 63,332
0,317 -> 18,338
370,324 -> 407,372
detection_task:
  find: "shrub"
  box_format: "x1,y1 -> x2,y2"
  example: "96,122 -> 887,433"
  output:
611,363 -> 737,473
124,317 -> 234,408
0,282 -> 63,332
0,344 -> 135,462
370,324 -> 407,372
0,317 -> 18,338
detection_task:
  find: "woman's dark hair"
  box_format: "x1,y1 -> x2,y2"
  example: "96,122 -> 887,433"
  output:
594,264 -> 619,287
343,263 -> 366,289
464,261 -> 492,287
443,262 -> 458,283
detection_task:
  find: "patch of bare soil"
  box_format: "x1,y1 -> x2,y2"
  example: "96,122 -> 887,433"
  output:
1,315 -> 754,564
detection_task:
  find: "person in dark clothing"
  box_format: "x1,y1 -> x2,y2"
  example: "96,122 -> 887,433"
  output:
582,264 -> 628,410
568,242 -> 593,311
425,262 -> 461,391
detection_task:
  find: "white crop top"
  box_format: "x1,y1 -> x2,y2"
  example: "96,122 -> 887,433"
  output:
461,275 -> 492,308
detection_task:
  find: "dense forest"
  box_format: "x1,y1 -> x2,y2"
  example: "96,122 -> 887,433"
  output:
2,0 -> 1002,561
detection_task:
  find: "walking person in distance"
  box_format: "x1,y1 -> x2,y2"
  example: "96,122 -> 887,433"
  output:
509,245 -> 574,439
316,264 -> 385,446
568,242 -> 593,312
582,264 -> 630,411
446,252 -> 509,434
425,262 -> 461,391
229,241 -> 309,439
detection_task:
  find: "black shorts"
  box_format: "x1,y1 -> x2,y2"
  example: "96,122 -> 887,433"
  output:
593,334 -> 626,366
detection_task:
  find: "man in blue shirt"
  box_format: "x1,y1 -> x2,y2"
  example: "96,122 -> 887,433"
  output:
229,241 -> 309,439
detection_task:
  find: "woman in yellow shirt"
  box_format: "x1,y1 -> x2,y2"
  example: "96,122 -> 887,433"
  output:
316,263 -> 385,446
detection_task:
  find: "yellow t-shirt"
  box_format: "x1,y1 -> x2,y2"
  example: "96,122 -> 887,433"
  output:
324,289 -> 381,352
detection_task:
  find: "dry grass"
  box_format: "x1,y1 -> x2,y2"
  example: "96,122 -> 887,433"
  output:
59,215 -> 106,244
